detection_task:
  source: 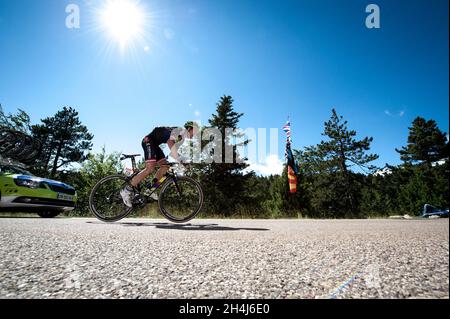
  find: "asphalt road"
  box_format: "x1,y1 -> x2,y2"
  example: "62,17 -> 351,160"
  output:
0,217 -> 448,299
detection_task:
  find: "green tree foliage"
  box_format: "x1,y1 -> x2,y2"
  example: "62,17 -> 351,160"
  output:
31,107 -> 94,177
199,95 -> 253,216
360,173 -> 396,216
298,109 -> 379,217
396,116 -> 448,166
396,164 -> 448,214
360,116 -> 449,216
314,109 -> 379,173
367,115 -> 449,215
360,161 -> 449,216
64,148 -> 124,215
0,104 -> 31,133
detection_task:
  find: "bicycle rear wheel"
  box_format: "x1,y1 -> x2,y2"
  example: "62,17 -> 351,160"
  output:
158,176 -> 204,223
89,175 -> 134,222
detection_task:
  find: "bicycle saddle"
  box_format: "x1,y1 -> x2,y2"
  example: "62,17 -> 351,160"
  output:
120,154 -> 141,160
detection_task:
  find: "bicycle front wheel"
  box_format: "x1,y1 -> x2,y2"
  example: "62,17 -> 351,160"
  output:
89,175 -> 134,222
158,176 -> 204,223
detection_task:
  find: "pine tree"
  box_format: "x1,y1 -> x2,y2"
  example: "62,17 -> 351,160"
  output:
396,116 -> 448,166
302,109 -> 379,216
319,109 -> 379,173
31,107 -> 93,177
0,104 -> 32,133
201,95 -> 252,216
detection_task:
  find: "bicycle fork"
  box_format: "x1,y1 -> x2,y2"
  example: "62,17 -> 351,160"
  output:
172,176 -> 183,199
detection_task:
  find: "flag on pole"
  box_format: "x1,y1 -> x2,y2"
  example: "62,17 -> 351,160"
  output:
282,121 -> 292,143
286,142 -> 298,193
283,119 -> 298,193
287,166 -> 297,193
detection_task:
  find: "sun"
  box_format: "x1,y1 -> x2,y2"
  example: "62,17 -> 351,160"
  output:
99,0 -> 146,51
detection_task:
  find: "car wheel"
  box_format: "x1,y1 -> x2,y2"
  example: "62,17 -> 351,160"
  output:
37,211 -> 60,218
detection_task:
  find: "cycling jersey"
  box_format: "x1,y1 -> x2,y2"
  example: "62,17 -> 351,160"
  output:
146,127 -> 183,145
142,127 -> 185,162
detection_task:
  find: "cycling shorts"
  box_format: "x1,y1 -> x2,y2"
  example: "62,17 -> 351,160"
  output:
142,136 -> 165,163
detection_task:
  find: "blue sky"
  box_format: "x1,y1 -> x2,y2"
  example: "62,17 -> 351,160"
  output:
0,0 -> 448,174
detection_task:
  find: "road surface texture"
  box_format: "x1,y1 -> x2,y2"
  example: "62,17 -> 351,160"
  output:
0,217 -> 448,299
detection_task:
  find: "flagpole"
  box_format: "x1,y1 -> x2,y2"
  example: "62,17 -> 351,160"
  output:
283,116 -> 298,193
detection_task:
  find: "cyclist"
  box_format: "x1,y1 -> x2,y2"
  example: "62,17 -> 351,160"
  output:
120,121 -> 198,207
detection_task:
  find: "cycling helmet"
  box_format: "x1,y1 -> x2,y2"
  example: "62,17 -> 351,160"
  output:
184,121 -> 198,130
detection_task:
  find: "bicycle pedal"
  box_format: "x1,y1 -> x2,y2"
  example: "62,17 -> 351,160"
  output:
132,195 -> 146,205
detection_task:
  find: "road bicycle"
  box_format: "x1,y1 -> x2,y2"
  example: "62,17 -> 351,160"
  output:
89,154 -> 204,223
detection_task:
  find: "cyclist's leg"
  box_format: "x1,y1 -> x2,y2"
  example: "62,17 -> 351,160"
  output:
130,161 -> 156,187
130,137 -> 157,187
155,158 -> 170,181
151,145 -> 169,182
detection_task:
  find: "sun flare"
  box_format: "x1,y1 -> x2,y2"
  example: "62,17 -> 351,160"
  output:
99,0 -> 146,51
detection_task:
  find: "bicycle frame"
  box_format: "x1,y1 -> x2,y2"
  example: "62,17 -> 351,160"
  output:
124,158 -> 182,199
